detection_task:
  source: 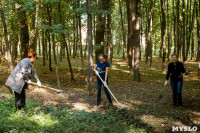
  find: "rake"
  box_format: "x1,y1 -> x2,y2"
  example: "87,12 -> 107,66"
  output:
27,81 -> 67,95
95,71 -> 128,111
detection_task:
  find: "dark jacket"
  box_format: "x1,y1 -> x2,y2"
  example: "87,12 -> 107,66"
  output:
166,61 -> 186,81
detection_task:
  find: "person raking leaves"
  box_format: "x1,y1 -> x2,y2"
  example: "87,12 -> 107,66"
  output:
93,54 -> 113,107
5,51 -> 41,110
164,54 -> 187,107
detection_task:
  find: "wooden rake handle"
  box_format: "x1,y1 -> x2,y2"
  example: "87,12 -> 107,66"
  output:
28,81 -> 63,92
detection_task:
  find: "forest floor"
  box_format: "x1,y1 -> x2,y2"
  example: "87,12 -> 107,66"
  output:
0,55 -> 199,132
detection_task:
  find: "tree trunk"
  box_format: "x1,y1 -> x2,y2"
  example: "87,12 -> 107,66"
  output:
95,0 -> 106,62
52,33 -> 61,88
42,29 -> 45,66
182,0 -> 186,62
145,0 -> 153,66
0,1 -> 13,70
190,0 -> 196,60
11,34 -> 18,66
73,1 -> 76,59
161,0 -> 167,73
173,0 -> 176,54
77,0 -> 86,82
126,0 -> 133,74
87,0 -> 94,95
167,0 -> 171,61
129,0 -> 141,81
159,15 -> 163,58
58,2 -> 74,81
196,0 -> 200,61
84,32 -> 88,59
119,0 -> 126,59
30,4 -> 37,52
176,0 -> 180,56
15,3 -> 30,59
107,0 -> 112,63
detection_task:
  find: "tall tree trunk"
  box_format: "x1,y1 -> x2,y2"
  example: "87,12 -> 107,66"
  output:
176,0 -> 180,56
161,0 -> 167,73
11,34 -> 18,66
190,0 -> 196,60
15,3 -> 30,59
0,1 -> 13,70
182,0 -> 186,62
145,0 -> 153,66
58,2 -> 74,81
129,0 -> 141,81
107,0 -> 112,63
119,0 -> 126,59
159,15 -> 163,58
84,32 -> 88,59
173,0 -> 176,54
73,1 -> 76,59
52,34 -> 61,88
167,0 -> 171,61
47,4 -> 53,71
186,0 -> 191,59
42,29 -> 45,66
87,0 -> 94,95
196,0 -> 200,61
126,0 -> 133,74
77,0 -> 86,82
39,35 -> 41,55
30,4 -> 37,52
95,0 -> 106,62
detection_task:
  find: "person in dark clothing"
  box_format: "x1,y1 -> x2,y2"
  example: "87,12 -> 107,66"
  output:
94,54 -> 113,106
164,54 -> 186,107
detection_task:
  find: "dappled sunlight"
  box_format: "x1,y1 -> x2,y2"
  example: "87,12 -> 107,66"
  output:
29,113 -> 59,127
111,65 -> 130,73
72,102 -> 90,111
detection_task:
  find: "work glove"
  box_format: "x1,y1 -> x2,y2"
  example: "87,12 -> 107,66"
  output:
95,70 -> 99,76
103,81 -> 108,88
182,73 -> 186,76
164,80 -> 168,87
37,80 -> 42,87
27,79 -> 31,84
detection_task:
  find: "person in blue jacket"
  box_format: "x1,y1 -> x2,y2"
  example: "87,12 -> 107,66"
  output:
94,54 -> 113,106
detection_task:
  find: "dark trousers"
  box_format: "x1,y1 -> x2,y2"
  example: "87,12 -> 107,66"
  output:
14,83 -> 27,110
97,77 -> 113,106
170,80 -> 183,106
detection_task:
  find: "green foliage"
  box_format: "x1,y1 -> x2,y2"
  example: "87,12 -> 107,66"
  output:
38,24 -> 68,34
0,96 -> 139,133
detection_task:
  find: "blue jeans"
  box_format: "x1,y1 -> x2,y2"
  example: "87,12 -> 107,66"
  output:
97,77 -> 113,106
170,80 -> 183,106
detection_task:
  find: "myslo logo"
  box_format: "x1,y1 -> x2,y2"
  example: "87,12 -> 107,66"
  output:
172,126 -> 198,132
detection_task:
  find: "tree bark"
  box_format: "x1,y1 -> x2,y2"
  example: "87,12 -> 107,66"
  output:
30,3 -> 37,52
145,0 -> 153,66
47,4 -> 53,71
107,0 -> 112,63
126,0 -> 133,74
95,0 -> 106,62
161,0 -> 167,73
182,0 -> 186,62
15,3 -> 30,59
176,0 -> 180,56
129,0 -> 141,81
58,2 -> 74,81
87,0 -> 94,95
119,0 -> 126,59
196,0 -> 200,61
0,1 -> 13,70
